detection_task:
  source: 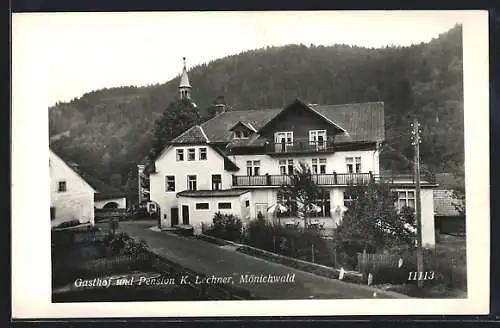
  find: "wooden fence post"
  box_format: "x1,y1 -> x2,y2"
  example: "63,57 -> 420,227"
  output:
333,248 -> 337,267
311,243 -> 315,263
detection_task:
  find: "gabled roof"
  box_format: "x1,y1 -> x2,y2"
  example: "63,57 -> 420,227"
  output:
229,121 -> 257,132
151,140 -> 239,172
201,107 -> 283,143
170,125 -> 210,144
257,99 -> 347,134
194,99 -> 384,145
77,171 -> 127,200
49,148 -> 95,193
434,190 -> 463,217
50,147 -> 125,199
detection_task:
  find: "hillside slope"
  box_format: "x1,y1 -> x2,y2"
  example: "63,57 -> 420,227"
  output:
49,25 -> 464,190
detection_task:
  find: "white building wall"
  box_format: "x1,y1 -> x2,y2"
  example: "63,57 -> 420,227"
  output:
230,150 -> 378,176
177,194 -> 250,234
150,144 -> 233,228
421,188 -> 436,248
94,197 -> 127,209
49,150 -> 95,227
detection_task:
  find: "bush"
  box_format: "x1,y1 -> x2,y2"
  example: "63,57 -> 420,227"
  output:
206,212 -> 243,242
243,218 -> 334,266
102,232 -> 149,256
244,217 -> 283,251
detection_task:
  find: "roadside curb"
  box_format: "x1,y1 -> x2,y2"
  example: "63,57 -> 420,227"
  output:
196,234 -> 411,299
197,234 -> 364,283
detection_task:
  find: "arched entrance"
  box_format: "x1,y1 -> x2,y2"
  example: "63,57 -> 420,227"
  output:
103,202 -> 119,209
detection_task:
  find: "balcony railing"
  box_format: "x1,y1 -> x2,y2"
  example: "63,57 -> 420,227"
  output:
265,138 -> 335,154
232,173 -> 436,187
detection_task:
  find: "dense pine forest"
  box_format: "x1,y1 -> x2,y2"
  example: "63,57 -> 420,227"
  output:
49,25 -> 464,195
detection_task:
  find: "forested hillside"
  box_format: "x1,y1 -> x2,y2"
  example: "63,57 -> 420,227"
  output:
49,25 -> 464,192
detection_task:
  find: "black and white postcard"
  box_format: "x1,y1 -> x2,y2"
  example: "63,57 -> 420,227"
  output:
12,10 -> 490,318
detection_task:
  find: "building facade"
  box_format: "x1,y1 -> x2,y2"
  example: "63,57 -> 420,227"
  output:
148,62 -> 437,247
49,148 -> 96,227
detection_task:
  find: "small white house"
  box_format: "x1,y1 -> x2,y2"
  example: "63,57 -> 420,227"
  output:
49,148 -> 96,227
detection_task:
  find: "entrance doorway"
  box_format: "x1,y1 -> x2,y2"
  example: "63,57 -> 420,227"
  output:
182,205 -> 190,225
171,207 -> 179,226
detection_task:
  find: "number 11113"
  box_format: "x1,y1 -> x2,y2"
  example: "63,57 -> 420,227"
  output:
408,271 -> 435,281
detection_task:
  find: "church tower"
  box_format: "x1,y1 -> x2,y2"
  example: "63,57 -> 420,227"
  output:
179,57 -> 192,100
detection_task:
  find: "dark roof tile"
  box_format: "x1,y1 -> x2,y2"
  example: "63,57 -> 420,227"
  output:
434,190 -> 463,217
170,125 -> 209,143
312,102 -> 385,143
195,101 -> 384,146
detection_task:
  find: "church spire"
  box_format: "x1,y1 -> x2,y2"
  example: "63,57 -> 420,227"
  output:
179,57 -> 192,100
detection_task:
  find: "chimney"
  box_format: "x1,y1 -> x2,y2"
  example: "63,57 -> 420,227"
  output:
214,95 -> 226,115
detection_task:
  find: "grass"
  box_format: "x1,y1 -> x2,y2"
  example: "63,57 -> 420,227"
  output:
373,233 -> 467,298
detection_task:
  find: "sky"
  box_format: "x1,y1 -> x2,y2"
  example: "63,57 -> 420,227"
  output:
12,11 -> 467,106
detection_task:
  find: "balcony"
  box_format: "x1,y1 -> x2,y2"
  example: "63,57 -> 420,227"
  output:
232,173 -> 436,187
265,138 -> 335,154
233,173 -> 373,187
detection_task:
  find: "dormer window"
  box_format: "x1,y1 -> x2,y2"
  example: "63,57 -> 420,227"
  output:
231,121 -> 255,140
233,129 -> 250,139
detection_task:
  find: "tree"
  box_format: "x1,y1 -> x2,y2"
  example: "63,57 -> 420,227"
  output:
278,161 -> 322,228
150,98 -> 201,161
334,181 -> 416,253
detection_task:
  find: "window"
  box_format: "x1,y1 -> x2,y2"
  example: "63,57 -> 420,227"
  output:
274,131 -> 293,152
50,207 -> 56,220
397,190 -> 416,210
195,203 -> 209,210
245,200 -> 250,208
355,156 -> 362,173
309,130 -> 327,149
319,159 -> 327,173
279,159 -> 294,175
312,158 -> 327,174
346,157 -> 354,173
176,149 -> 184,161
234,130 -> 250,139
310,191 -> 331,217
165,176 -> 175,192
199,147 -> 207,160
212,174 -> 222,191
187,175 -> 197,191
58,181 -> 67,192
218,202 -> 232,209
187,148 -> 196,161
246,160 -> 260,176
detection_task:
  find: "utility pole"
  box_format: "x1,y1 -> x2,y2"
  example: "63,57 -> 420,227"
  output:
137,164 -> 145,205
411,118 -> 424,288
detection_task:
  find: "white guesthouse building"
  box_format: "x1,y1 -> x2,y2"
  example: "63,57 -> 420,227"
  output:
148,62 -> 437,247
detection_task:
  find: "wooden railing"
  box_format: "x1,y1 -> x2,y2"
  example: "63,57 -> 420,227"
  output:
232,173 -> 435,187
232,173 -> 373,187
265,138 -> 335,154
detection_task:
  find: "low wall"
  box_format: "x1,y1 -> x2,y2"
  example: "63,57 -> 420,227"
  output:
95,208 -> 129,221
199,234 -> 364,284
